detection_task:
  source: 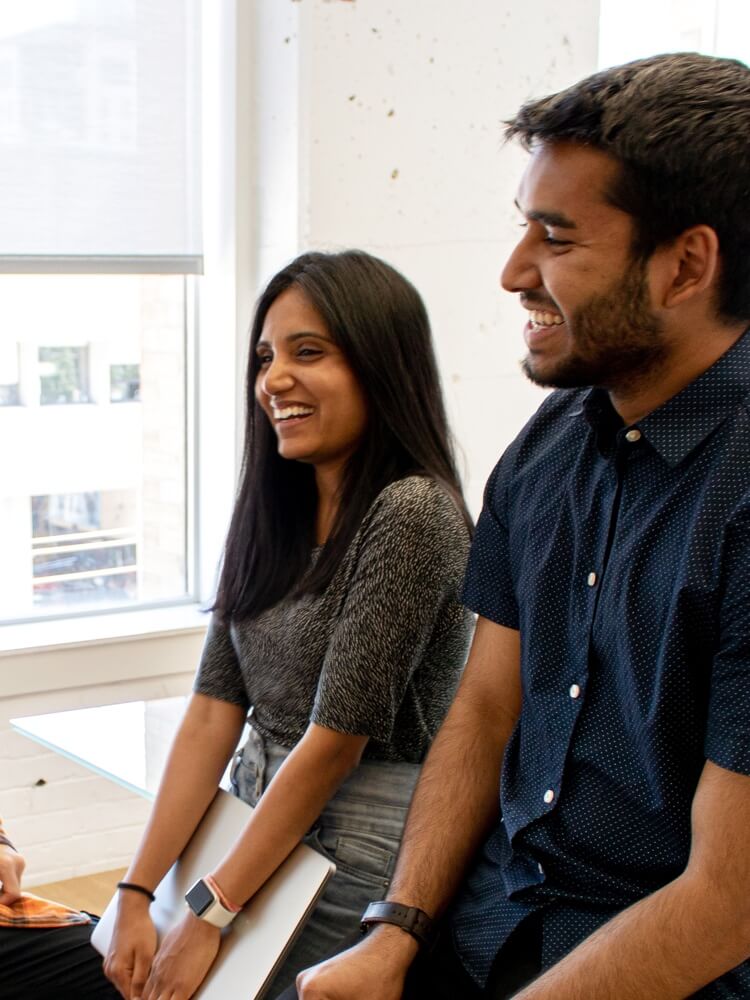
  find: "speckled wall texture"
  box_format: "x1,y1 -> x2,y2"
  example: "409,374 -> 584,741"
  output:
250,0 -> 600,512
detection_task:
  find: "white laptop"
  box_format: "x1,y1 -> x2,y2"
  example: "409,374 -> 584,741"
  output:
92,789 -> 335,999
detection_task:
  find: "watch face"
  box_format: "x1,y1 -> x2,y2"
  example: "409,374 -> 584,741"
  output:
186,879 -> 214,916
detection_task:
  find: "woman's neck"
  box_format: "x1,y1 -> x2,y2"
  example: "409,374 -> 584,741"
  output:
314,462 -> 345,544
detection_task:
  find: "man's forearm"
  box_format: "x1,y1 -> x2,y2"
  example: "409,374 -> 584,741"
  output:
386,697 -> 508,914
514,872 -> 750,999
386,619 -> 521,917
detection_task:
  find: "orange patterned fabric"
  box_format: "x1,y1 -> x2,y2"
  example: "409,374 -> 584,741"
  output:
0,893 -> 92,929
0,815 -> 90,929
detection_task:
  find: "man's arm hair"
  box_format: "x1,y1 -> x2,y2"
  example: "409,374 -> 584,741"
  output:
387,616 -> 521,915
513,760 -> 750,999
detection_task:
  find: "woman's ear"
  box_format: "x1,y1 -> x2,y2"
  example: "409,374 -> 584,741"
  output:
657,224 -> 720,310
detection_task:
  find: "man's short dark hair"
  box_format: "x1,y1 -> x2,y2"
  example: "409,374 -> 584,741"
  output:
505,53 -> 750,323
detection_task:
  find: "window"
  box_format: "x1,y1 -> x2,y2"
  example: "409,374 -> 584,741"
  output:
0,1 -> 201,626
39,346 -> 91,405
0,341 -> 20,406
599,0 -> 750,68
110,364 -> 140,403
0,273 -> 190,622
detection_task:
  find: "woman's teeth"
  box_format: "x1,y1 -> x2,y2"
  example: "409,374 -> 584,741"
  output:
273,405 -> 314,421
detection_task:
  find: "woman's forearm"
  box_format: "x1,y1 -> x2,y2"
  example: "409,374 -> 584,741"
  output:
124,692 -> 247,890
211,722 -> 368,906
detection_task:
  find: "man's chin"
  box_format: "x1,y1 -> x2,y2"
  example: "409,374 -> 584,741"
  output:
521,355 -> 592,390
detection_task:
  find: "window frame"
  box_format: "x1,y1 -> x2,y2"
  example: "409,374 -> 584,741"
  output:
0,0 -> 251,693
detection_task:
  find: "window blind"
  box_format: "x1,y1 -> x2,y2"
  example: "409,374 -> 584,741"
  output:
0,0 -> 202,274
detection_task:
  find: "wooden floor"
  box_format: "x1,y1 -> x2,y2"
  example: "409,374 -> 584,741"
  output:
30,867 -> 127,915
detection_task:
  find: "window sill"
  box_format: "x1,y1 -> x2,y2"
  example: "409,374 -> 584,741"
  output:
0,605 -> 209,698
0,604 -> 208,656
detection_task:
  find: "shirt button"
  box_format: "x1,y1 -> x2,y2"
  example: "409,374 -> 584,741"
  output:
587,572 -> 597,587
569,683 -> 581,699
543,789 -> 555,804
625,428 -> 641,442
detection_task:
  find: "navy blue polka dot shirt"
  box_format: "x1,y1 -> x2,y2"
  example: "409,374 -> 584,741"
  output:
452,329 -> 750,996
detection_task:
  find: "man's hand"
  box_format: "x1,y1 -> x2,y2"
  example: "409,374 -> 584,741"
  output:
141,911 -> 221,1000
104,892 -> 158,1000
0,842 -> 26,906
296,926 -> 417,1000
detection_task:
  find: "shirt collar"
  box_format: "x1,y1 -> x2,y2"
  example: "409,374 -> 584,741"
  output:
582,326 -> 750,466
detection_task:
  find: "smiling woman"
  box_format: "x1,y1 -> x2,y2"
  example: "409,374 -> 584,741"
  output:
254,286 -> 369,516
103,250 -> 474,1000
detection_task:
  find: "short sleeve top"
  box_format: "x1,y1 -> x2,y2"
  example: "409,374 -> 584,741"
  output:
194,476 -> 473,762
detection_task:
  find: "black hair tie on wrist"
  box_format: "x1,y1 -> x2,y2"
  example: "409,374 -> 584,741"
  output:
116,881 -> 156,903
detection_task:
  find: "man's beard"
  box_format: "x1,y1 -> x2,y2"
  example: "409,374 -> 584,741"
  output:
522,257 -> 668,392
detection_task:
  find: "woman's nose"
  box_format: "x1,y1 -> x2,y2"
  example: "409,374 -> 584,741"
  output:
260,355 -> 295,395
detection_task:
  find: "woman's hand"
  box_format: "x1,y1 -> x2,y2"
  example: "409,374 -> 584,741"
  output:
104,892 -> 158,999
142,911 -> 221,1000
0,843 -> 26,905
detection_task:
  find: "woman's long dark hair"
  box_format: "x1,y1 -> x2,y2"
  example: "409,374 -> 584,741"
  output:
213,249 -> 470,621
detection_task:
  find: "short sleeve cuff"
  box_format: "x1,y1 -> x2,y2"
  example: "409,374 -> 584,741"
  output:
461,505 -> 519,629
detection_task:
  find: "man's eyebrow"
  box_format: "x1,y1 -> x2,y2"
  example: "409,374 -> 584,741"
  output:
514,199 -> 577,230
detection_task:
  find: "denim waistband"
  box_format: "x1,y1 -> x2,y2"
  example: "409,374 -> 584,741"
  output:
230,718 -> 420,812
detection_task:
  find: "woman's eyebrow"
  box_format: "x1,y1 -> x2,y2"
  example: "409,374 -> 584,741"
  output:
256,331 -> 331,351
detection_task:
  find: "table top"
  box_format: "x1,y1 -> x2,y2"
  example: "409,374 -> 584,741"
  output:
12,697 -> 190,799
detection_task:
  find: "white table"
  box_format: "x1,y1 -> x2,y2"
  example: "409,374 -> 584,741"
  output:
11,697 -> 190,799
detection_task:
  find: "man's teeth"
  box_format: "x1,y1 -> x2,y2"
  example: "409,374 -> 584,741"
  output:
273,405 -> 314,421
529,310 -> 564,327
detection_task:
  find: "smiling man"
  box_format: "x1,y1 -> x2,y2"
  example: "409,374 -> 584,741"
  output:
289,53 -> 750,999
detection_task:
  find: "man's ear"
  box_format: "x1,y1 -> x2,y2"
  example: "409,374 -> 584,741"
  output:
656,225 -> 720,310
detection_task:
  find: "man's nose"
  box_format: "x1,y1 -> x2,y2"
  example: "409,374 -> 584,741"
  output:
500,234 -> 541,293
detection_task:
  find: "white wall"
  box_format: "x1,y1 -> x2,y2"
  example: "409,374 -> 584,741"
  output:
254,0 -> 599,511
1,0 -> 599,885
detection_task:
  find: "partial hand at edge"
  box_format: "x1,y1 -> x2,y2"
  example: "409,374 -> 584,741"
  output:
0,843 -> 26,906
296,926 -> 417,1000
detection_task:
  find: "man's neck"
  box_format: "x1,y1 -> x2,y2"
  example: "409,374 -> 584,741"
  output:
609,321 -> 747,425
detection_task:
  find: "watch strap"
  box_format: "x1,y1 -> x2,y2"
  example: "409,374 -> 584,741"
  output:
360,901 -> 436,949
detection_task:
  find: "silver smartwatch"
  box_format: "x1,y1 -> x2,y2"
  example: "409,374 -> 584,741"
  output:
185,877 -> 237,928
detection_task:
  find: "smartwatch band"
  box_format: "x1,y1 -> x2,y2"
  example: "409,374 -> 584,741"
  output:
360,901 -> 437,949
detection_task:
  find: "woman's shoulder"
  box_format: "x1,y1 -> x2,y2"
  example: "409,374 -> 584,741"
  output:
366,475 -> 470,545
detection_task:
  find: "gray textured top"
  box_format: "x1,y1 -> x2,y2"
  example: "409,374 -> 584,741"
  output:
194,476 -> 473,762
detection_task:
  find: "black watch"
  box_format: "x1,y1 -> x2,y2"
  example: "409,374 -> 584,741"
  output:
360,901 -> 437,949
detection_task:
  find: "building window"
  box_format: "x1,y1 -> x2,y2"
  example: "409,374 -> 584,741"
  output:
0,341 -> 20,406
110,363 -> 140,402
39,346 -> 91,405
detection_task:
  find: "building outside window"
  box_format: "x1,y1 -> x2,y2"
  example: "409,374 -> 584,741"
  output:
31,490 -> 137,607
39,346 -> 91,405
0,341 -> 20,406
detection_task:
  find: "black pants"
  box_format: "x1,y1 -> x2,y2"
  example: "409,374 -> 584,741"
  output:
0,922 -> 119,1000
275,914 -> 542,1000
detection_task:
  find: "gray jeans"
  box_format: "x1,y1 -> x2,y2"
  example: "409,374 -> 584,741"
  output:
230,725 -> 420,995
